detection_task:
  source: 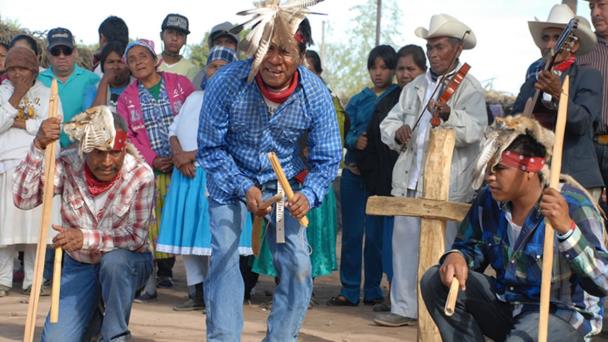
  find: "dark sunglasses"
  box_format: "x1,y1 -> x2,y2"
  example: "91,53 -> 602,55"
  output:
50,46 -> 73,57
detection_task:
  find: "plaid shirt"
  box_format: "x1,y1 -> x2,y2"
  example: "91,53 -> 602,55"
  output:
197,59 -> 341,207
450,185 -> 608,337
13,145 -> 155,264
139,81 -> 174,158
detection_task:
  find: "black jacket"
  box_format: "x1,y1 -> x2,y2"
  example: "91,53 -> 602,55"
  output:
512,63 -> 604,189
358,86 -> 402,196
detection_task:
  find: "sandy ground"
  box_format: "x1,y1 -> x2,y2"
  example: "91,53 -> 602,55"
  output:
0,254 -> 416,342
1,242 -> 607,342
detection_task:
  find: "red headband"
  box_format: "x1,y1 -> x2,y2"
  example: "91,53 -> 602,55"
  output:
500,151 -> 545,172
294,31 -> 305,44
112,131 -> 128,151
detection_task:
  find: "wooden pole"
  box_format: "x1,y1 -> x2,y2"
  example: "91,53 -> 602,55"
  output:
444,278 -> 459,317
375,0 -> 382,46
50,246 -> 62,322
24,79 -> 59,341
538,75 -> 569,342
267,152 -> 309,227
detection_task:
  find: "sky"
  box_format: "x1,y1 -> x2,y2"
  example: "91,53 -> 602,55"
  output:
0,0 -> 594,95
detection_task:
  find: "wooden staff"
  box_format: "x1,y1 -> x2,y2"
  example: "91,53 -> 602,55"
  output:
251,194 -> 282,255
24,79 -> 60,341
267,152 -> 309,227
538,75 -> 569,342
50,245 -> 62,322
444,278 -> 459,317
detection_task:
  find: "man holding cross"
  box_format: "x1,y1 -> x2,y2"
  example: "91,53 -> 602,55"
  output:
377,14 -> 487,326
421,115 -> 608,341
13,107 -> 154,341
196,1 -> 341,340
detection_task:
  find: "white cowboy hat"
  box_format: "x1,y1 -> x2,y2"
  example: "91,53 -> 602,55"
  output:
528,4 -> 597,55
415,14 -> 477,50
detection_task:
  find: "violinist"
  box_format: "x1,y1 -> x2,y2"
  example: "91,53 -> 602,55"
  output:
512,4 -> 604,198
379,14 -> 487,324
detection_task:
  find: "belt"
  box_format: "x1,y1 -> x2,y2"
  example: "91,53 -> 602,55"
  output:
594,134 -> 608,145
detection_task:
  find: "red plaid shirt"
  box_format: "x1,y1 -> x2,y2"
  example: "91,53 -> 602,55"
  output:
13,145 -> 155,264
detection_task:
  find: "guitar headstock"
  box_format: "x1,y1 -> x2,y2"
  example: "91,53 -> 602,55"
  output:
550,18 -> 579,58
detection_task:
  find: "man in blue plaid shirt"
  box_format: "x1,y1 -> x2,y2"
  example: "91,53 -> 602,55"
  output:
421,116 -> 608,341
197,8 -> 341,341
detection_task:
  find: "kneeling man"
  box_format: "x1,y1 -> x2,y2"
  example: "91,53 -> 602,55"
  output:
421,115 -> 608,341
13,107 -> 154,341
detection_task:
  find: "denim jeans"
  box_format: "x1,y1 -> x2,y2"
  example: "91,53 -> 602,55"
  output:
420,266 -> 583,342
205,198 -> 312,342
41,249 -> 152,342
338,169 -> 384,304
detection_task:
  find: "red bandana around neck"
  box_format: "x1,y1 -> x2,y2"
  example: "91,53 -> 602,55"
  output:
84,163 -> 120,197
255,70 -> 299,104
552,56 -> 576,73
500,151 -> 545,172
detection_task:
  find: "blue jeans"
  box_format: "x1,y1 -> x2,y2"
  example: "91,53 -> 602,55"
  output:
381,216 -> 394,283
339,169 -> 384,304
205,198 -> 312,342
42,249 -> 152,342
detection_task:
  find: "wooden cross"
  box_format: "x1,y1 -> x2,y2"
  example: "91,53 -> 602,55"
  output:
366,128 -> 471,342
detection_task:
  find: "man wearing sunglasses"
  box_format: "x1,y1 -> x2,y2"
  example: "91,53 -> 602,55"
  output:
38,27 -> 100,148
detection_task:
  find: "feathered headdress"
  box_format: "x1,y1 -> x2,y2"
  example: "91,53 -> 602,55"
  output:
233,0 -> 324,82
63,106 -> 128,155
472,115 -> 554,190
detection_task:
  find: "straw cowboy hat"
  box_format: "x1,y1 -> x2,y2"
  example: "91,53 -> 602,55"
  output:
528,4 -> 597,55
415,14 -> 477,49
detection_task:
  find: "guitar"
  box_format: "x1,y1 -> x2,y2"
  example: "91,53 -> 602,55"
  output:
522,17 -> 579,117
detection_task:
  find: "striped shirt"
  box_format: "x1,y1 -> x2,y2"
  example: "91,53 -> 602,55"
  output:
578,35 -> 608,133
13,145 -> 155,264
450,184 -> 608,338
197,59 -> 342,208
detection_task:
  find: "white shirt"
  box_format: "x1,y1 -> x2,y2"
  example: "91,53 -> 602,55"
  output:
407,71 -> 438,190
168,90 -> 205,152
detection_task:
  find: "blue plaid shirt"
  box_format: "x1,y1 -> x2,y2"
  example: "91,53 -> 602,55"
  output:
139,81 -> 173,158
197,59 -> 341,207
449,185 -> 608,337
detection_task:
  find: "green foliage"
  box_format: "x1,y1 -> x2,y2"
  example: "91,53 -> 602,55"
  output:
322,0 -> 403,102
186,33 -> 210,69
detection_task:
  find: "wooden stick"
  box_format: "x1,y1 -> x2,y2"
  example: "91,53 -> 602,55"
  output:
50,246 -> 62,322
538,75 -> 569,342
24,79 -> 59,341
444,278 -> 459,317
267,152 -> 309,227
251,195 -> 282,256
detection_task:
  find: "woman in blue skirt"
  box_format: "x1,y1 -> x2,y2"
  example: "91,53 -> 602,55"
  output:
157,47 -> 252,311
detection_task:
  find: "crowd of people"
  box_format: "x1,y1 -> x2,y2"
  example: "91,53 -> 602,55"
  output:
1,0 -> 608,341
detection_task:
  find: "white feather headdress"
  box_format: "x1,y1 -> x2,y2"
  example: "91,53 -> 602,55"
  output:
234,0 -> 325,82
472,115 -> 555,190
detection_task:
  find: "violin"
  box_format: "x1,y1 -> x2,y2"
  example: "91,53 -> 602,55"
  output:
429,63 -> 471,127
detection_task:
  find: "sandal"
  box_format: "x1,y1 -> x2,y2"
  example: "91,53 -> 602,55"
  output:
326,295 -> 358,306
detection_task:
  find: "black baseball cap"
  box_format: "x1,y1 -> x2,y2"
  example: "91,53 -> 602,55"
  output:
47,27 -> 74,50
161,14 -> 190,35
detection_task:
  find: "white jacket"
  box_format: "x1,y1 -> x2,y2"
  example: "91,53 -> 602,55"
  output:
380,69 -> 487,202
0,80 -> 63,171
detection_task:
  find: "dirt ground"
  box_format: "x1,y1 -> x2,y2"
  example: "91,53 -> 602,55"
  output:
0,255 -> 416,342
2,250 -> 608,342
